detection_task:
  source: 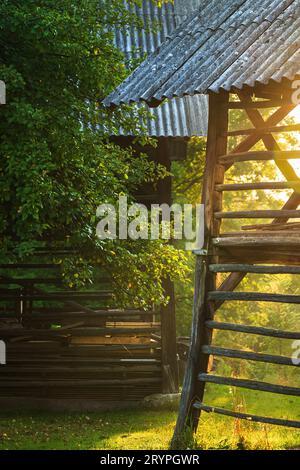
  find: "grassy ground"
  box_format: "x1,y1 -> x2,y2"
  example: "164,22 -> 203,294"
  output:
0,386 -> 299,450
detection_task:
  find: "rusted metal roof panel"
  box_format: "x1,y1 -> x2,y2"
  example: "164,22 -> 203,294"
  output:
112,0 -> 208,137
105,0 -> 300,107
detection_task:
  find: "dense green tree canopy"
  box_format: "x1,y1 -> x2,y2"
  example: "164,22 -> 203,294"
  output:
0,0 -> 188,307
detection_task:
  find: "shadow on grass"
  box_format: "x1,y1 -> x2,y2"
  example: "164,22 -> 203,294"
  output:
0,408 -> 177,450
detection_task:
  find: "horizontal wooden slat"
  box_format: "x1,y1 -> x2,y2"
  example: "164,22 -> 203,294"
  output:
6,357 -> 161,365
205,320 -> 300,340
209,264 -> 300,274
0,378 -> 162,387
0,292 -> 113,301
208,291 -> 300,304
24,309 -> 159,320
202,345 -> 296,366
220,230 -> 300,238
227,100 -> 293,109
215,210 -> 300,219
193,403 -> 300,429
0,326 -> 161,338
198,374 -> 300,397
241,222 -> 300,232
219,150 -> 300,164
0,278 -> 62,285
0,278 -> 110,286
215,181 -> 300,192
213,236 -> 300,248
226,124 -> 300,136
0,364 -> 161,375
6,341 -> 159,349
9,349 -> 160,357
218,248 -> 300,266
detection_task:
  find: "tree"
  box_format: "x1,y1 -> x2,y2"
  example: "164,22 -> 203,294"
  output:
0,0 -> 188,307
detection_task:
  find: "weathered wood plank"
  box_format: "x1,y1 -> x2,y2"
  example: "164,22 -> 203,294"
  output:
217,247 -> 300,266
226,124 -> 300,136
209,264 -> 300,274
242,222 -> 300,232
0,326 -> 161,338
227,100 -> 293,109
215,181 -> 300,192
25,309 -> 159,318
208,291 -> 300,304
221,230 -> 300,237
202,345 -> 297,367
0,292 -> 113,301
215,210 -> 300,219
219,150 -> 300,164
228,102 -> 295,158
171,91 -> 229,448
0,378 -> 161,387
213,236 -> 300,247
205,320 -> 300,340
198,374 -> 300,397
193,403 -> 300,429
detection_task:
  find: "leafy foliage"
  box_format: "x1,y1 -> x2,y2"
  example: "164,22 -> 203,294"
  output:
0,0 -> 188,307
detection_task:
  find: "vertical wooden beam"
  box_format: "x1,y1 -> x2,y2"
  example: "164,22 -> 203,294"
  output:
114,136 -> 179,393
171,91 -> 229,448
158,139 -> 179,394
161,278 -> 178,393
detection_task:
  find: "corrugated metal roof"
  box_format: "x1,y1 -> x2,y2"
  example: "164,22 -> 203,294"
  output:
105,0 -> 300,107
112,0 -> 208,137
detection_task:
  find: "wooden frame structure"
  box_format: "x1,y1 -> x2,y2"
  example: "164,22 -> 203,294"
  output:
172,83 -> 300,447
0,256 -> 179,404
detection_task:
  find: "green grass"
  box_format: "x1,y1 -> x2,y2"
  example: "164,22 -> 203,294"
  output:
0,386 -> 299,450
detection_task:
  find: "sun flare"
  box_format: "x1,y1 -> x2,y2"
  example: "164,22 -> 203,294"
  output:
287,105 -> 300,178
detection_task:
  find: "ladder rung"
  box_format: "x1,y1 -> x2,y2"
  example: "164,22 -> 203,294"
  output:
221,230 -> 300,237
214,210 -> 300,219
202,345 -> 296,367
219,150 -> 300,164
208,291 -> 300,304
227,100 -> 292,109
213,236 -> 300,247
193,403 -> 300,429
205,320 -> 300,340
242,223 -> 300,232
226,124 -> 300,137
209,264 -> 300,274
215,181 -> 300,192
198,374 -> 300,397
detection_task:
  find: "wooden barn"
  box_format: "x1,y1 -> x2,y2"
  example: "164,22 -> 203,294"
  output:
104,0 -> 300,443
0,0 -> 209,409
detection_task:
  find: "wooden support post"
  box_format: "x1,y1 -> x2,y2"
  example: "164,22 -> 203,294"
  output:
171,91 -> 229,448
158,139 -> 179,394
161,277 -> 179,393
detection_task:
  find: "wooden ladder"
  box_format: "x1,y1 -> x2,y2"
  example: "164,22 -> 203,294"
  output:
172,87 -> 300,448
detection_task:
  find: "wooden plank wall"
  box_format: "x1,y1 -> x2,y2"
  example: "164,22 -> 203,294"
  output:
0,264 -> 163,402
